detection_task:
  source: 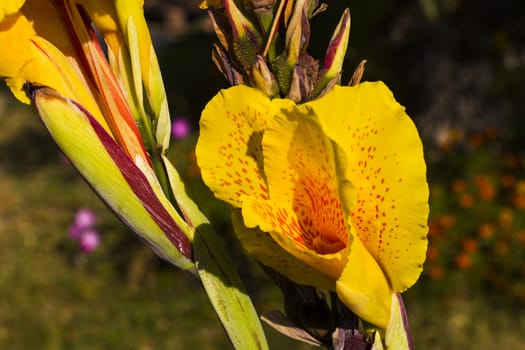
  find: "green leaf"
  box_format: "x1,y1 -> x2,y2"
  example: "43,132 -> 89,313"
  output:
162,155 -> 269,350
194,225 -> 269,350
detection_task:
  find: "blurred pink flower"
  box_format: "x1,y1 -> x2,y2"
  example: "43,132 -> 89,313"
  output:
171,117 -> 191,139
68,223 -> 83,240
80,229 -> 101,253
74,208 -> 97,230
68,208 -> 100,253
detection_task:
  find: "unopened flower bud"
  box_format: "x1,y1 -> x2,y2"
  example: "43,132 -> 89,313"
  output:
313,8 -> 351,97
250,55 -> 279,97
223,0 -> 263,69
285,0 -> 310,67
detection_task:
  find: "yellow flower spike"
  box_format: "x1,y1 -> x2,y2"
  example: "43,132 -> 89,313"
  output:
311,82 -> 429,293
2,3 -> 271,348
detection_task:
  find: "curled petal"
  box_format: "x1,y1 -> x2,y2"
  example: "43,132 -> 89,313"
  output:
232,210 -> 335,290
240,109 -> 349,284
0,2 -> 100,112
242,196 -> 347,281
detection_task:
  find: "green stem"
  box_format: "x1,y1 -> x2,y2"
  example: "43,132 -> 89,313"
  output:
138,108 -> 176,205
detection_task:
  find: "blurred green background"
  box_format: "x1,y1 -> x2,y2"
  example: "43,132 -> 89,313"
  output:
1,0 -> 525,348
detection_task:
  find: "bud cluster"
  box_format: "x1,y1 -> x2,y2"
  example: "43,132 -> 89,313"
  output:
202,0 -> 351,102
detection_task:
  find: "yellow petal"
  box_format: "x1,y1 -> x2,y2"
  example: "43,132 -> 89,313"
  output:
262,108 -> 349,254
0,2 -> 75,96
0,0 -> 25,20
242,196 -> 347,281
0,1 -> 106,130
335,236 -> 392,329
231,210 -> 335,290
240,112 -> 349,280
312,82 -> 429,292
196,85 -> 294,207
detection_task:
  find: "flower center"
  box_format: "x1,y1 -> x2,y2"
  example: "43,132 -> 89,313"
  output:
294,177 -> 348,254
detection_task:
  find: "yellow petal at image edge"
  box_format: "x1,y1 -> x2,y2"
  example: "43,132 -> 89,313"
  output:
0,0 -> 25,20
0,4 -> 107,130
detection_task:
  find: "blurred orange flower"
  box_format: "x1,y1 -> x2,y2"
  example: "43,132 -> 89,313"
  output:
478,222 -> 494,240
501,174 -> 516,188
428,266 -> 444,280
426,246 -> 440,261
475,174 -> 496,201
455,253 -> 473,270
438,214 -> 456,228
499,208 -> 514,229
452,179 -> 467,193
460,193 -> 474,208
462,238 -> 478,253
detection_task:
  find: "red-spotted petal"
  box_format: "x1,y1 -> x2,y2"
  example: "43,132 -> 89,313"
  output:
196,85 -> 294,207
312,82 -> 429,292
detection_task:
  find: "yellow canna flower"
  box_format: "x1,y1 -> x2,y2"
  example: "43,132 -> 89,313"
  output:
196,82 -> 429,329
